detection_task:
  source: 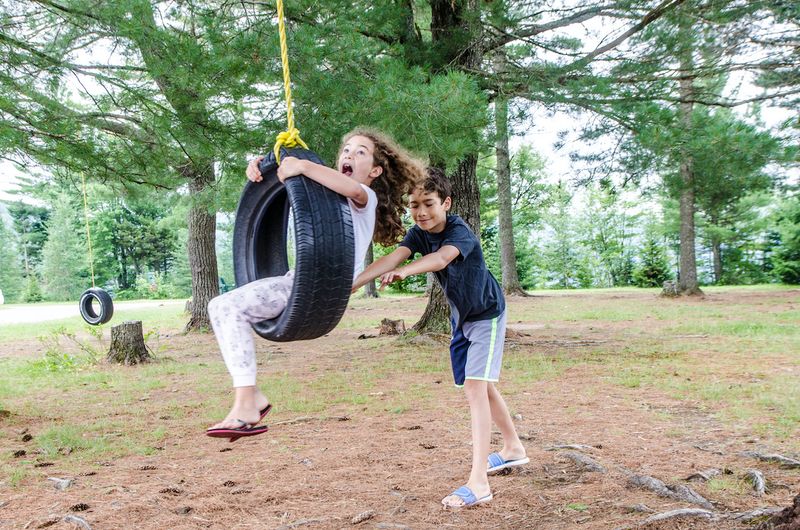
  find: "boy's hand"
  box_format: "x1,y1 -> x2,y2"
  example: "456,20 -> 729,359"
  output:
277,157 -> 306,183
246,156 -> 264,182
379,269 -> 407,290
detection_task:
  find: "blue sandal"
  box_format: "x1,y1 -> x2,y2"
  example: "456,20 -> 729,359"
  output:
442,485 -> 493,508
487,452 -> 530,474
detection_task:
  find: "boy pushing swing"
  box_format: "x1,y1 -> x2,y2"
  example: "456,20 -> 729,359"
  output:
352,168 -> 528,508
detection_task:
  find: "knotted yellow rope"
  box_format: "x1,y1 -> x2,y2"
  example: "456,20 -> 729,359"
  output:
80,172 -> 96,288
273,0 -> 308,162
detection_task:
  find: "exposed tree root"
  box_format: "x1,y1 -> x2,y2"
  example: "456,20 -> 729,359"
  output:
625,507 -> 784,528
728,507 -> 784,523
685,468 -> 721,482
755,494 -> 800,530
545,444 -> 598,452
627,473 -> 714,509
562,451 -> 606,473
692,443 -> 725,455
643,508 -> 714,524
745,469 -> 767,496
742,451 -> 800,469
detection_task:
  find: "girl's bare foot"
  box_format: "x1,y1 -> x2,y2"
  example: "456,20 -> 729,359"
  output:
208,388 -> 270,430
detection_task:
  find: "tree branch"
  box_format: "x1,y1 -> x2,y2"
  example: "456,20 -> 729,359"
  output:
560,0 -> 689,72
483,4 -> 622,52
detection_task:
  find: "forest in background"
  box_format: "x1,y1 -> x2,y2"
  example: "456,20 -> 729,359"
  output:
0,0 -> 797,311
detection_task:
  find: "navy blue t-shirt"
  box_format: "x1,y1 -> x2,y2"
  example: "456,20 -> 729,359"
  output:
400,215 -> 505,328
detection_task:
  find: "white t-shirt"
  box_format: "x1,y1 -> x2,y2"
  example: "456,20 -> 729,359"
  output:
349,184 -> 378,280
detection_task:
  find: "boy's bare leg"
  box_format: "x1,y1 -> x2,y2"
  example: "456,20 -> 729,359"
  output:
488,383 -> 527,461
442,379 -> 492,507
209,386 -> 270,430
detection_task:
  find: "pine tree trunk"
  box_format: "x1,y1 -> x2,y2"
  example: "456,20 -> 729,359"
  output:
107,320 -> 151,365
493,55 -> 527,296
363,243 -> 379,298
413,0 -> 483,334
451,156 -> 481,233
185,166 -> 220,331
677,40 -> 703,296
412,283 -> 451,334
711,237 -> 723,283
131,4 -> 220,329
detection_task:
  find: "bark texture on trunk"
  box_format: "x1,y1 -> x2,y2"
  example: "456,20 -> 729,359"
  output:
450,153 -> 481,234
363,243 -> 379,298
185,166 -> 219,331
711,237 -> 722,283
412,283 -> 451,334
107,320 -> 151,365
493,59 -> 527,296
677,26 -> 703,296
413,0 -> 483,334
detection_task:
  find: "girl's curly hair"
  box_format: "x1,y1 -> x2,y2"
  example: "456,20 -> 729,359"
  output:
340,128 -> 424,247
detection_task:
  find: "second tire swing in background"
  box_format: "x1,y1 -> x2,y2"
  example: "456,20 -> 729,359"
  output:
78,172 -> 114,326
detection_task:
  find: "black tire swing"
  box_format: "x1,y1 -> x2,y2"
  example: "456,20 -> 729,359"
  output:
79,287 -> 114,325
233,148 -> 354,342
232,2 -> 354,342
78,173 -> 114,325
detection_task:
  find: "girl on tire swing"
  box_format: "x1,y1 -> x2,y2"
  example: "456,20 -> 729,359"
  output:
206,128 -> 423,441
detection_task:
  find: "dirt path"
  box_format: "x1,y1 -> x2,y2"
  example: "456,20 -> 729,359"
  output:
1,289 -> 798,529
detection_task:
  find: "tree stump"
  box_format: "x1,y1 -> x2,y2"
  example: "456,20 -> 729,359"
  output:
380,318 -> 406,336
756,493 -> 800,530
107,321 -> 152,365
661,281 -> 679,297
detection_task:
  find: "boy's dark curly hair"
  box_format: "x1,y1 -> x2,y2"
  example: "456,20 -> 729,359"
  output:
340,128 -> 424,246
415,167 -> 452,203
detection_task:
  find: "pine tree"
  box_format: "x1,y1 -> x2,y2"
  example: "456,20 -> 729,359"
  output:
23,274 -> 43,303
772,193 -> 800,284
0,1 -> 286,327
539,187 -> 592,289
633,236 -> 673,288
40,199 -> 88,301
0,214 -> 24,303
578,185 -> 639,287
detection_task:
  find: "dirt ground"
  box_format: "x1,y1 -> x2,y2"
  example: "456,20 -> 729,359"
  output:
1,289 -> 798,529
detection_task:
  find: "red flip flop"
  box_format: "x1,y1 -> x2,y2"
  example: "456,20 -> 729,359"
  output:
206,420 -> 269,442
205,404 -> 273,442
258,403 -> 272,423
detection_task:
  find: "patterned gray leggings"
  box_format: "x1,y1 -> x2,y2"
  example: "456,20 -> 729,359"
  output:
207,270 -> 294,387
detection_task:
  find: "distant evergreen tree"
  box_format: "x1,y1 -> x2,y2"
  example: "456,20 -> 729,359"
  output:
539,188 -> 592,289
40,199 -> 88,301
0,217 -> 24,303
633,236 -> 673,287
772,194 -> 800,284
23,274 -> 43,303
7,201 -> 49,273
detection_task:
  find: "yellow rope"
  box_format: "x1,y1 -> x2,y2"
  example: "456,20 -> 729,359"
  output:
80,173 -> 96,288
273,0 -> 308,163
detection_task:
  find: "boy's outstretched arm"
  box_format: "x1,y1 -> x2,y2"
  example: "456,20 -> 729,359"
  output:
352,247 -> 412,292
379,245 -> 460,289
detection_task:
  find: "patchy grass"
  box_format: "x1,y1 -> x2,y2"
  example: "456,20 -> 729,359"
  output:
0,286 -> 798,527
